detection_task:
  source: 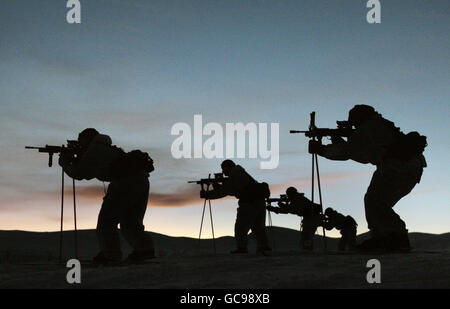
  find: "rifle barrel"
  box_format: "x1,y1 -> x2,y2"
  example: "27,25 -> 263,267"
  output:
188,179 -> 224,184
290,130 -> 307,134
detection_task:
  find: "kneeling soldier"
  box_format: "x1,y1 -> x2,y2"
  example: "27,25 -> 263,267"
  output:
323,208 -> 357,251
269,187 -> 323,250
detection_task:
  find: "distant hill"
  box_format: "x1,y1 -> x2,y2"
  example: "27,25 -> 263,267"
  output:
0,227 -> 448,262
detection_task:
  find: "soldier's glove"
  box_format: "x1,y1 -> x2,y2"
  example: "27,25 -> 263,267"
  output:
212,182 -> 222,190
58,152 -> 72,168
308,140 -> 324,155
331,136 -> 346,144
267,206 -> 280,214
200,190 -> 209,199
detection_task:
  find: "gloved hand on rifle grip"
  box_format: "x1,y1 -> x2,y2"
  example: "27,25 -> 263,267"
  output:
212,182 -> 222,190
277,201 -> 287,208
308,140 -> 324,155
200,190 -> 209,199
266,206 -> 280,214
58,152 -> 72,168
331,136 -> 346,144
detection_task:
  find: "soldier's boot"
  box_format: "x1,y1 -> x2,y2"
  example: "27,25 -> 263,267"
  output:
302,240 -> 314,251
230,248 -> 248,254
126,249 -> 156,263
92,252 -> 122,266
385,232 -> 411,252
355,237 -> 387,253
256,245 -> 272,255
257,245 -> 272,252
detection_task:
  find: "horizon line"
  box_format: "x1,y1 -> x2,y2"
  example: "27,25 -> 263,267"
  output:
1,227 -> 448,238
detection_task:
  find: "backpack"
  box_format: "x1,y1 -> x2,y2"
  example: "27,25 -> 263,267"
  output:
387,131 -> 428,161
249,182 -> 271,199
237,171 -> 271,202
300,195 -> 321,217
110,149 -> 154,179
379,118 -> 427,161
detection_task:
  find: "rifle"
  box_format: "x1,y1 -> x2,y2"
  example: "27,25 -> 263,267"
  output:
25,139 -> 82,261
290,112 -> 354,142
188,173 -> 227,189
266,194 -> 288,205
290,112 -> 337,250
266,195 -> 290,214
25,140 -> 81,167
189,173 -> 225,253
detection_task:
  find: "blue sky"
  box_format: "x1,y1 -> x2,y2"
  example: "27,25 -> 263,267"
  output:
0,0 -> 448,237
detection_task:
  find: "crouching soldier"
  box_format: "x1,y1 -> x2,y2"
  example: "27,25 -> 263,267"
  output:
270,187 -> 323,250
201,160 -> 271,254
59,128 -> 155,265
323,208 -> 357,251
309,105 -> 427,252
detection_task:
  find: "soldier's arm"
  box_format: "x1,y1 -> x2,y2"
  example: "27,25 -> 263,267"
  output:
60,163 -> 86,180
205,184 -> 228,199
279,204 -> 294,215
324,225 -> 334,231
288,199 -> 307,216
321,129 -> 369,162
321,142 -> 351,161
59,147 -> 97,180
324,120 -> 396,164
322,220 -> 334,230
210,168 -> 253,200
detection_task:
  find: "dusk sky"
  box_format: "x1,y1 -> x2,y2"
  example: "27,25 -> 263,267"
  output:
0,0 -> 448,238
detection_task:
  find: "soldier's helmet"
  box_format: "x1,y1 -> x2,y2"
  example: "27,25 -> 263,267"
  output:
221,159 -> 236,176
286,187 -> 298,197
78,128 -> 99,148
324,207 -> 334,217
348,105 -> 376,126
221,159 -> 235,169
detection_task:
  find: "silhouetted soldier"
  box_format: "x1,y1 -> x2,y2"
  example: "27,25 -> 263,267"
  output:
59,128 -> 155,265
309,105 -> 427,252
323,208 -> 357,251
282,187 -> 323,250
201,160 -> 270,254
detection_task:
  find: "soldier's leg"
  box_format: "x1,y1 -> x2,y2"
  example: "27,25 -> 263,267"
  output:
364,161 -> 419,238
348,226 -> 357,249
96,182 -> 122,261
301,218 -> 316,250
119,175 -> 155,255
338,231 -> 346,251
250,200 -> 269,251
235,204 -> 252,250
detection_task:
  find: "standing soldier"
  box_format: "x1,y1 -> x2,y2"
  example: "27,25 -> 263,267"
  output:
309,105 -> 427,252
323,208 -> 357,251
59,128 -> 155,265
201,160 -> 271,254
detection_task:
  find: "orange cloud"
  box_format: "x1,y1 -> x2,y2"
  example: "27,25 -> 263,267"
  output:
0,171 -> 371,211
150,187 -> 204,207
73,185 -> 206,207
269,171 -> 371,195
